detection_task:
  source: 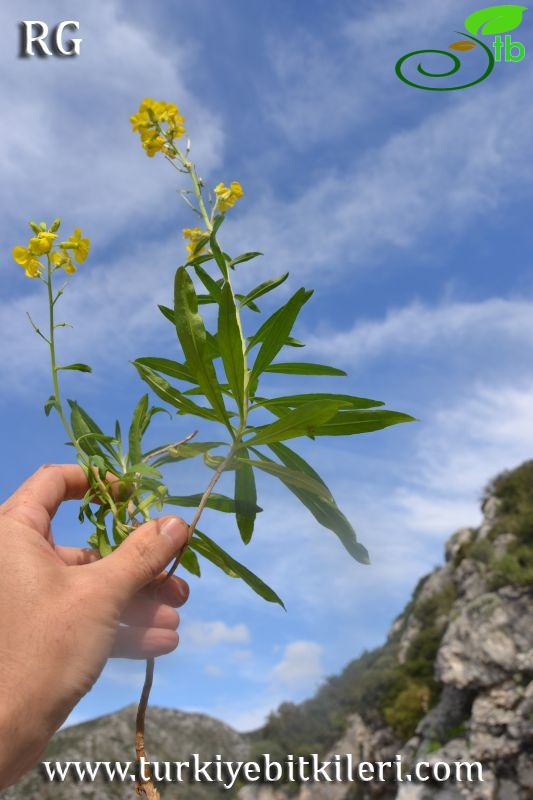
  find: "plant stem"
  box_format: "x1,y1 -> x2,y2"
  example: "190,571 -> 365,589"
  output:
46,259 -> 75,442
134,442 -> 238,798
135,658 -> 160,800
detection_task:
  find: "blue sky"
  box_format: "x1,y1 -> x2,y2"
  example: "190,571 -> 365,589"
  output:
2,0 -> 533,732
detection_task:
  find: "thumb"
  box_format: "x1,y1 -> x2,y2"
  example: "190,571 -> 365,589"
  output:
94,516 -> 189,603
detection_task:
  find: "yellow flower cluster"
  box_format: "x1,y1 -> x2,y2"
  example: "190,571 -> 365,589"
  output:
12,223 -> 90,278
130,98 -> 186,157
214,181 -> 244,214
183,227 -> 209,260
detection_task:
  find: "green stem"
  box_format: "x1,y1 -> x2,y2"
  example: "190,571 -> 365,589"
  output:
45,257 -> 121,523
46,258 -> 75,442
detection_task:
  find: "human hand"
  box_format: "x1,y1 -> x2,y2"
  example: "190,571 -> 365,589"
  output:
0,464 -> 189,789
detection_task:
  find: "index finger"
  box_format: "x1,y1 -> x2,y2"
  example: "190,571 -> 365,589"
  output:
0,464 -> 89,535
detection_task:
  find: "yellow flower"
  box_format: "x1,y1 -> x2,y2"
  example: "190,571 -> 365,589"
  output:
214,181 -> 244,214
140,129 -> 166,157
50,251 -> 76,274
130,98 -> 186,156
12,245 -> 44,278
60,228 -> 90,263
28,231 -> 57,255
183,227 -> 209,259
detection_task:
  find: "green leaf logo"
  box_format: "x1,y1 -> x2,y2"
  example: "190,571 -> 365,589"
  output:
465,4 -> 527,36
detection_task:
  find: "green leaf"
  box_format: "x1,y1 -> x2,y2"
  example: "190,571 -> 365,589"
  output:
206,331 -> 220,360
239,273 -> 289,309
186,252 -> 215,268
312,409 -> 416,436
257,444 -> 369,565
235,448 -> 258,544
204,451 -> 234,471
194,265 -> 222,302
124,462 -> 162,480
465,4 -> 527,35
253,393 -> 384,412
159,304 -> 176,324
134,363 -> 220,422
56,363 -> 92,373
237,455 -> 332,499
68,401 -> 114,460
230,251 -> 262,268
44,395 -> 59,417
263,362 -> 347,376
209,231 -> 229,280
249,288 -> 313,393
166,492 -> 260,514
218,282 -> 247,417
266,441 -> 330,494
244,400 -> 345,446
190,530 -> 285,607
127,394 -> 167,466
235,294 -> 261,313
174,267 -> 229,424
146,440 -> 225,467
128,394 -> 148,464
180,547 -> 201,577
133,357 -> 197,385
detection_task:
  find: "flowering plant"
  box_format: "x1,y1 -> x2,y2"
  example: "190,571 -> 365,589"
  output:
13,97 -> 414,798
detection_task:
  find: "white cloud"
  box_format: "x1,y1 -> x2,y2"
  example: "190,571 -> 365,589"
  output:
224,68 -> 533,283
264,0 -> 467,144
304,297 -> 533,367
183,620 -> 251,648
0,0 -> 224,256
270,641 -> 324,689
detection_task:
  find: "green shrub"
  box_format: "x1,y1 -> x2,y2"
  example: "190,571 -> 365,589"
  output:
384,682 -> 431,739
489,545 -> 533,589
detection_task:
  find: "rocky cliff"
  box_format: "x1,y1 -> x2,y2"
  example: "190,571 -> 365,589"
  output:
244,461 -> 533,800
2,462 -> 532,800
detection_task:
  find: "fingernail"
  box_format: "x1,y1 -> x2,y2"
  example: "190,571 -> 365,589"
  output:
160,517 -> 186,549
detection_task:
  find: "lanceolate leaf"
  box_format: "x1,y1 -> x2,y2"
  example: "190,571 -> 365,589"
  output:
209,231 -> 229,279
464,5 -> 527,36
190,530 -> 285,607
266,441 -> 330,495
174,267 -> 229,424
127,394 -> 169,467
254,446 -> 370,565
166,492 -> 261,514
56,363 -> 92,373
312,409 -> 416,436
134,357 -> 197,385
68,401 -> 118,461
244,400 -> 345,446
248,288 -> 312,394
253,393 -> 384,412
247,287 -> 312,353
263,362 -> 346,376
180,547 -> 201,577
134,363 -> 220,422
230,251 -> 262,268
238,273 -> 289,309
237,455 -> 332,499
128,394 -> 149,465
148,440 -> 225,468
194,265 -> 222,302
235,448 -> 258,544
218,282 -> 247,417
